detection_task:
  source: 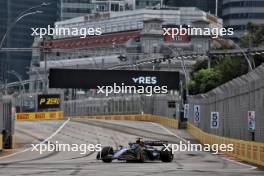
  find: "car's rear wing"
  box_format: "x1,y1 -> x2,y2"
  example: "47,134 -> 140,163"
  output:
144,141 -> 168,146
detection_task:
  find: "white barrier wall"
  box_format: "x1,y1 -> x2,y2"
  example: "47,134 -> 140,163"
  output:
188,64 -> 264,142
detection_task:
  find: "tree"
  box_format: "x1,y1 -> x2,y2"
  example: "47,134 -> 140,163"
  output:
188,68 -> 221,95
188,57 -> 248,95
191,60 -> 208,77
240,23 -> 264,48
216,56 -> 248,84
240,23 -> 264,67
188,23 -> 264,95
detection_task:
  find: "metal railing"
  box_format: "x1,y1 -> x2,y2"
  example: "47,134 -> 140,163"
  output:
0,97 -> 13,149
63,94 -> 178,119
188,64 -> 264,142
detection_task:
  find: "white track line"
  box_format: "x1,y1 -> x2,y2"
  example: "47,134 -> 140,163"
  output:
221,156 -> 257,170
149,122 -> 188,143
150,122 -> 257,170
0,118 -> 70,160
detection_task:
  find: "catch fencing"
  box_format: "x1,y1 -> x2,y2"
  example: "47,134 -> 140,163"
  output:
63,94 -> 178,119
0,97 -> 14,150
188,64 -> 264,142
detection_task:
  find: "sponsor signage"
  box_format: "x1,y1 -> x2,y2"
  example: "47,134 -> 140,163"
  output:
38,94 -> 60,110
210,112 -> 219,129
193,105 -> 201,123
49,69 -> 180,90
16,111 -> 64,121
248,111 -> 256,131
184,104 -> 189,119
176,103 -> 180,118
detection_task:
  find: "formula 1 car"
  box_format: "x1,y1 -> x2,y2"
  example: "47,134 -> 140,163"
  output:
96,138 -> 173,163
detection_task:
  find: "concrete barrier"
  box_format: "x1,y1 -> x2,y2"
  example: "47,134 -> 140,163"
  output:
0,134 -> 2,151
71,114 -> 179,129
187,122 -> 264,167
16,111 -> 64,121
11,135 -> 15,149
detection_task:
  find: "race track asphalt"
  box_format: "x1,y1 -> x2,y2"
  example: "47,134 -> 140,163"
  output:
0,119 -> 263,176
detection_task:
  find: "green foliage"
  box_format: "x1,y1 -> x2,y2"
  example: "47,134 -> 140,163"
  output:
188,68 -> 221,95
188,22 -> 264,95
240,23 -> 264,68
216,56 -> 248,84
240,23 -> 264,48
191,60 -> 208,77
189,57 -> 248,95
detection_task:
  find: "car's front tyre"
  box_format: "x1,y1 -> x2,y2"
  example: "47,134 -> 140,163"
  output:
160,147 -> 173,162
98,146 -> 114,163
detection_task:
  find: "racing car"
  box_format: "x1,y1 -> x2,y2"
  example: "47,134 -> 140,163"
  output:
96,138 -> 173,163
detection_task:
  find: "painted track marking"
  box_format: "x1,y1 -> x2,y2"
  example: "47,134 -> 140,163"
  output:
150,122 -> 257,170
0,118 -> 70,160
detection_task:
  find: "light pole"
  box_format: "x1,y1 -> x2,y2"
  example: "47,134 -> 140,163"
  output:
7,70 -> 25,94
27,67 -> 44,93
0,10 -> 42,97
215,0 -> 218,16
0,2 -> 49,96
32,69 -> 41,93
16,2 -> 50,18
0,11 -> 42,93
0,11 -> 43,50
230,41 -> 253,71
7,70 -> 25,112
164,45 -> 189,95
162,45 -> 189,127
218,38 -> 254,71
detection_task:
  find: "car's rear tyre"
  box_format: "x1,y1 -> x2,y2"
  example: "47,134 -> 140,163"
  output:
100,146 -> 114,163
160,147 -> 173,162
139,150 -> 147,163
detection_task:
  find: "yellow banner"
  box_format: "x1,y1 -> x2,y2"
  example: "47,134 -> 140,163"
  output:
0,134 -> 2,151
16,111 -> 64,121
187,122 -> 264,167
72,114 -> 179,129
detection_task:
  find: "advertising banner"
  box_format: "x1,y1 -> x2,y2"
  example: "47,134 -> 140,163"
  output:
193,105 -> 201,123
248,111 -> 256,131
210,112 -> 219,129
16,111 -> 64,121
184,104 -> 189,119
38,94 -> 61,110
49,69 -> 180,90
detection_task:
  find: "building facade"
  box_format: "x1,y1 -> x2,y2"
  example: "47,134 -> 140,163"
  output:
0,0 -> 59,83
60,0 -> 96,20
0,1 -> 8,83
222,0 -> 264,41
93,0 -> 133,12
55,8 -> 222,39
60,0 -> 134,20
164,0 -> 222,17
29,8 -> 223,92
135,0 -> 162,9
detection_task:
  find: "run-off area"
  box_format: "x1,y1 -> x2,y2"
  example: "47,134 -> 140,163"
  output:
0,119 -> 263,176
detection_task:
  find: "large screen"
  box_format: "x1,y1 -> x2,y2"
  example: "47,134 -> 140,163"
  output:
37,94 -> 61,110
49,69 -> 180,90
